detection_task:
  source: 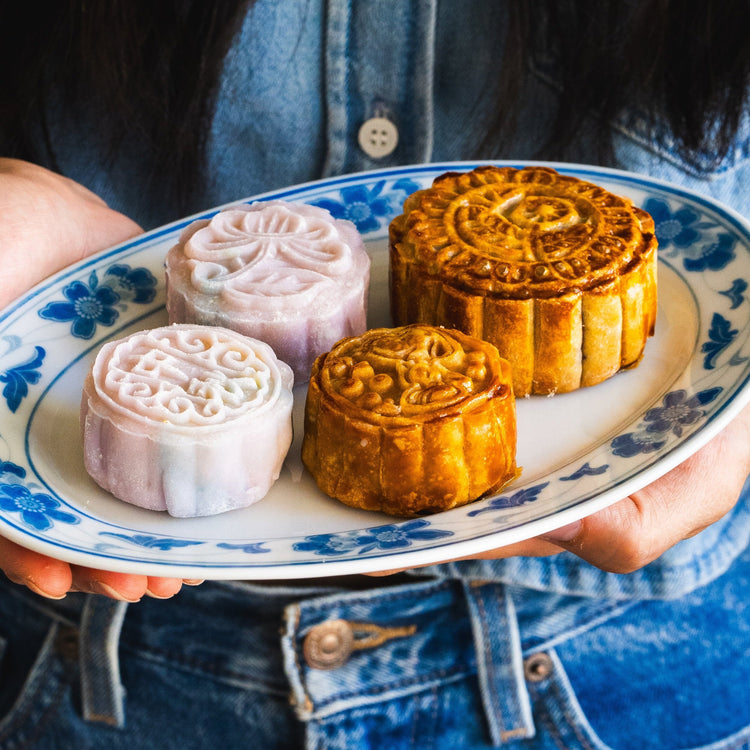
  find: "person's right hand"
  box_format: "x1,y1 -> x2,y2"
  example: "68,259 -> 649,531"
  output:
0,159 -> 196,600
0,158 -> 142,309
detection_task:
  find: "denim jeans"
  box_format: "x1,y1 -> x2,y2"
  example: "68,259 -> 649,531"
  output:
2,537 -> 750,750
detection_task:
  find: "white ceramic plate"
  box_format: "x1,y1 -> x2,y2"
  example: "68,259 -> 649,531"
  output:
1,161 -> 749,579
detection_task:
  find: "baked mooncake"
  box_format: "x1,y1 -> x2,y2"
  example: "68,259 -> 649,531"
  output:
166,200 -> 371,382
389,166 -> 658,397
81,324 -> 294,517
302,324 -> 517,517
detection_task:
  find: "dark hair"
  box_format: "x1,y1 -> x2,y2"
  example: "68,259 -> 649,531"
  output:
1,0 -> 748,209
0,1 -> 250,208
491,0 -> 750,167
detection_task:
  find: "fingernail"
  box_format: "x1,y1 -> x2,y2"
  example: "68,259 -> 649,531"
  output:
182,579 -> 204,586
24,578 -> 68,600
542,520 -> 582,544
144,592 -> 172,600
92,582 -> 141,602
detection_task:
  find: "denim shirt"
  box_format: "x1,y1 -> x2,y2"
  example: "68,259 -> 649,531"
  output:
43,0 -> 750,604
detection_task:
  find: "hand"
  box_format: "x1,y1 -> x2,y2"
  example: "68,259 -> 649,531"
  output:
0,158 -> 142,309
534,400 -> 750,573
0,159 -> 193,600
0,535 -> 200,600
371,402 -> 750,576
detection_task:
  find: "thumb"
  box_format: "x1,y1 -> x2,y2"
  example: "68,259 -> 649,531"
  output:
541,404 -> 750,573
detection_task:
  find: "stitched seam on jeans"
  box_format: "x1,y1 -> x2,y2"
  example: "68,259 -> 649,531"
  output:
474,592 -> 507,738
549,677 -> 601,750
313,664 -> 473,711
290,605 -> 315,715
301,580 -> 454,616
0,681 -> 69,750
521,600 -> 638,654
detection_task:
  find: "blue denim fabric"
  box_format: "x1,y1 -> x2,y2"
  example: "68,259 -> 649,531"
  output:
9,1 -> 750,747
43,0 -> 750,228
3,552 -> 750,749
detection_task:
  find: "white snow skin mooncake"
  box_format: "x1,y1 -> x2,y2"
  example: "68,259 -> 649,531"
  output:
80,324 -> 294,517
165,200 -> 371,382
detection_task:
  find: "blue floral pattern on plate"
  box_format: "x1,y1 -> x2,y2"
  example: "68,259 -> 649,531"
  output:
0,162 -> 748,578
0,341 -> 45,413
293,520 -> 453,557
0,482 -> 79,532
38,264 -> 157,339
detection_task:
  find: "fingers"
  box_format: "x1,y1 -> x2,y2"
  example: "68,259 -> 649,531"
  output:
69,566 -> 185,602
0,535 -> 73,599
0,533 -> 194,601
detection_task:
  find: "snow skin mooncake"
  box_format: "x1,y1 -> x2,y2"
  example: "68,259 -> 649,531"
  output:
81,324 -> 294,517
165,200 -> 371,382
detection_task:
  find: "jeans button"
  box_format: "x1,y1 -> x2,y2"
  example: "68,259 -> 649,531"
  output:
303,619 -> 354,670
524,652 -> 554,682
358,117 -> 399,158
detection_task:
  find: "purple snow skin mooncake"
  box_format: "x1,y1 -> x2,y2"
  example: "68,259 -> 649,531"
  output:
80,324 -> 294,517
165,201 -> 371,382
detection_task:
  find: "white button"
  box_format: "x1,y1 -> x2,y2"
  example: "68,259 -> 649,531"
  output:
358,117 -> 399,159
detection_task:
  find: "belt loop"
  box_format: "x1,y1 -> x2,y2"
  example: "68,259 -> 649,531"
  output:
79,596 -> 129,728
461,581 -> 535,746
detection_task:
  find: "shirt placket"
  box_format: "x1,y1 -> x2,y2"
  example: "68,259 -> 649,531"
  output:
322,0 -> 437,177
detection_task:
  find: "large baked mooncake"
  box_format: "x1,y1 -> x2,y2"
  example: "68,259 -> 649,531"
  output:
389,166 -> 658,397
81,324 -> 294,517
166,200 -> 371,382
302,324 -> 517,517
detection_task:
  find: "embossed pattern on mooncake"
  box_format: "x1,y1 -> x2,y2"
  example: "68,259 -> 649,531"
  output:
81,324 -> 294,517
166,201 -> 370,382
389,166 -> 658,397
302,324 -> 517,517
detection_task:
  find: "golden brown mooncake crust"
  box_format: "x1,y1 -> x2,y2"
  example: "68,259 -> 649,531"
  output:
389,166 -> 658,397
302,324 -> 518,517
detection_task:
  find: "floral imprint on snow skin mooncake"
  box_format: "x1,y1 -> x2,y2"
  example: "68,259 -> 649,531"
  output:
165,201 -> 371,382
81,324 -> 294,517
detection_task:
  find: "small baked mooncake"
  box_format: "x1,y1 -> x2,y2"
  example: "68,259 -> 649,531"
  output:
166,200 -> 371,382
389,166 -> 658,396
302,324 -> 517,517
81,324 -> 294,517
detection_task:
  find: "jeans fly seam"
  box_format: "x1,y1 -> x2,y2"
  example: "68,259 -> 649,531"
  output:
548,671 -> 602,750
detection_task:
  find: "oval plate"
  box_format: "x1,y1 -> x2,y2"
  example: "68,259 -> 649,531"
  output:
1,161 -> 749,579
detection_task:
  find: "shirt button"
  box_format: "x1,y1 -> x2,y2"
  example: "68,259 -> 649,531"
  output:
524,652 -> 554,682
358,117 -> 399,159
303,619 -> 354,670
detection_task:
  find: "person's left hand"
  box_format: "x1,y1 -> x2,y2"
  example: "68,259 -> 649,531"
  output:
371,401 -> 750,576
531,400 -> 750,573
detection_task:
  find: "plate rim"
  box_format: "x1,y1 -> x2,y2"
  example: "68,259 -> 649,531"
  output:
1,159 -> 749,578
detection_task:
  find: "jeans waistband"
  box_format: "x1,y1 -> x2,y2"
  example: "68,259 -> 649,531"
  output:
281,578 -> 535,744
5,577 -> 538,746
